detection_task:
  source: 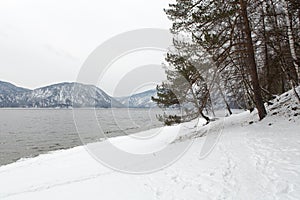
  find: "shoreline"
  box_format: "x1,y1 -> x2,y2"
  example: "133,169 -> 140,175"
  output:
0,124 -> 168,168
1,109 -> 299,199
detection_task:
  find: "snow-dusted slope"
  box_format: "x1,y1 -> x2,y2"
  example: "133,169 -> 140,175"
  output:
0,88 -> 299,200
0,81 -> 30,94
21,82 -> 124,108
0,81 -> 31,107
0,82 -> 124,108
116,89 -> 157,108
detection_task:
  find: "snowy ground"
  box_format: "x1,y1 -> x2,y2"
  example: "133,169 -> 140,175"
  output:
0,88 -> 299,200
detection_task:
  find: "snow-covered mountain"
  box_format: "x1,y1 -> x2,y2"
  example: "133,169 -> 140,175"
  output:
116,89 -> 157,108
115,88 -> 238,109
0,81 -> 124,108
0,81 -> 30,95
0,81 -> 32,107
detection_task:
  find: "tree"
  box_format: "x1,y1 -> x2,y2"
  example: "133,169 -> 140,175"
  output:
153,39 -> 212,125
164,0 -> 268,120
239,0 -> 267,119
158,0 -> 300,122
282,0 -> 299,83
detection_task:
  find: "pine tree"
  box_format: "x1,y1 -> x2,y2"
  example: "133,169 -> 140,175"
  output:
152,39 -> 211,125
164,0 -> 269,120
157,0 -> 300,122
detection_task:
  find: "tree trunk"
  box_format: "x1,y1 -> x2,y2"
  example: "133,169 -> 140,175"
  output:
239,0 -> 267,120
282,0 -> 300,84
217,81 -> 232,115
261,2 -> 271,94
200,111 -> 210,124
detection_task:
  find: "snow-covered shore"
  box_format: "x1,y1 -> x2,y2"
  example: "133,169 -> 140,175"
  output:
0,89 -> 299,200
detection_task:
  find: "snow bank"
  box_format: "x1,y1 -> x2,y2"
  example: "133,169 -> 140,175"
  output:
0,88 -> 299,200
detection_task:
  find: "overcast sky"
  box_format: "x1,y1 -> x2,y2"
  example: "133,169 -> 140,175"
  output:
0,0 -> 172,96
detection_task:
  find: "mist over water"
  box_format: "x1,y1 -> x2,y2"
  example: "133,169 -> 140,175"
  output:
0,108 -> 163,166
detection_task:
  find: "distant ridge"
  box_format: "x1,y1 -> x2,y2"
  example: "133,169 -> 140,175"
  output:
0,81 -> 124,108
0,81 -> 31,94
116,89 -> 157,108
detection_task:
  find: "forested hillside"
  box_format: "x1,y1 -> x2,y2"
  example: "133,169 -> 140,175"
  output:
153,0 -> 300,124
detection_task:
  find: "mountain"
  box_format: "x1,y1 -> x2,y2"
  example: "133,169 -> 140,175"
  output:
116,89 -> 157,108
0,81 -> 124,108
0,81 -> 32,107
0,81 -> 31,95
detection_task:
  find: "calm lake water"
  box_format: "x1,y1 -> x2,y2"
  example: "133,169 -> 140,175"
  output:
0,108 -> 164,166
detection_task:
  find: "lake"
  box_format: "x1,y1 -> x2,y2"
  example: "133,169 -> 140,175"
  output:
0,108 -> 164,166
